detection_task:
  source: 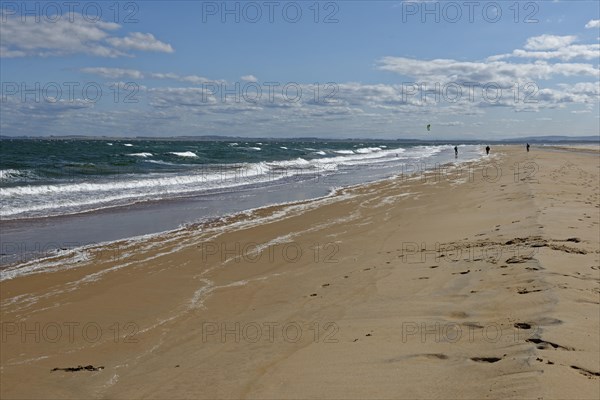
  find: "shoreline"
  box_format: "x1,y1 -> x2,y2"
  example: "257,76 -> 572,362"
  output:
0,147 -> 483,267
1,146 -> 598,399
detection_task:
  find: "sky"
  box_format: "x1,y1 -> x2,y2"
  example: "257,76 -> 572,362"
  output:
0,0 -> 599,140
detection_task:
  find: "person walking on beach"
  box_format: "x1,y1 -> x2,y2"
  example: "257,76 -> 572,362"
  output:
485,146 -> 490,155
454,146 -> 458,158
526,143 -> 530,152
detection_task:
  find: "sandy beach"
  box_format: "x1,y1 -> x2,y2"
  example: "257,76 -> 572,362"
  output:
1,145 -> 598,399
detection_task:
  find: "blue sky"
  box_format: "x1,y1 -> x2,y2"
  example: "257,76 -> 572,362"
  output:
1,0 -> 599,139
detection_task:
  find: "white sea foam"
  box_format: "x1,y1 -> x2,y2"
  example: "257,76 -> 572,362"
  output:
128,152 -> 153,158
0,169 -> 37,182
169,151 -> 198,158
144,160 -> 177,166
1,145 -> 462,220
355,147 -> 382,154
0,169 -> 22,180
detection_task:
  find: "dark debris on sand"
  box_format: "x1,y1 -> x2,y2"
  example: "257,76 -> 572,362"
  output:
51,365 -> 104,372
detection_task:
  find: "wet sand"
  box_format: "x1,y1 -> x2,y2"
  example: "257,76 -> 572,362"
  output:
1,146 -> 598,399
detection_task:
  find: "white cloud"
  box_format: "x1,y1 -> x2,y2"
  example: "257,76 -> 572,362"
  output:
524,35 -> 577,50
241,75 -> 258,82
488,34 -> 599,61
80,68 -> 215,84
148,72 -> 218,85
80,67 -> 144,79
0,13 -> 173,58
106,32 -> 173,53
585,19 -> 600,29
489,44 -> 599,61
377,57 -> 598,86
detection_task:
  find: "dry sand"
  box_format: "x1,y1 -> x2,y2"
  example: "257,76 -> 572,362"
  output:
1,146 -> 598,399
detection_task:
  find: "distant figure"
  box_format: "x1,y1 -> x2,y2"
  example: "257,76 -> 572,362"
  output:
526,143 -> 530,152
454,146 -> 458,158
485,146 -> 490,155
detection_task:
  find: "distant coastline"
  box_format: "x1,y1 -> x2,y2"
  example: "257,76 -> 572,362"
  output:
1,135 -> 599,143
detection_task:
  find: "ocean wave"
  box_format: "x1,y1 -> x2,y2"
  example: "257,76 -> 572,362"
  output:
1,144 -> 452,219
123,143 -> 133,147
267,158 -> 311,169
0,169 -> 23,180
355,147 -> 382,154
169,151 -> 198,158
0,169 -> 37,182
0,165 -> 274,218
144,160 -> 178,166
128,152 -> 153,158
333,150 -> 355,154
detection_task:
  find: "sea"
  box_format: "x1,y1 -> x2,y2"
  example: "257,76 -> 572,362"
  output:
0,138 -> 484,266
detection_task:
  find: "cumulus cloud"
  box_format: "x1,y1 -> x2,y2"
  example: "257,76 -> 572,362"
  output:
377,56 -> 598,86
524,35 -> 577,50
487,34 -> 599,61
585,19 -> 600,29
5,25 -> 598,137
0,13 -> 174,58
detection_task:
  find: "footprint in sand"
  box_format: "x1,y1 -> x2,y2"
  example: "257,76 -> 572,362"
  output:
517,288 -> 543,294
514,322 -> 532,329
527,338 -> 574,351
470,357 -> 502,363
570,365 -> 600,378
